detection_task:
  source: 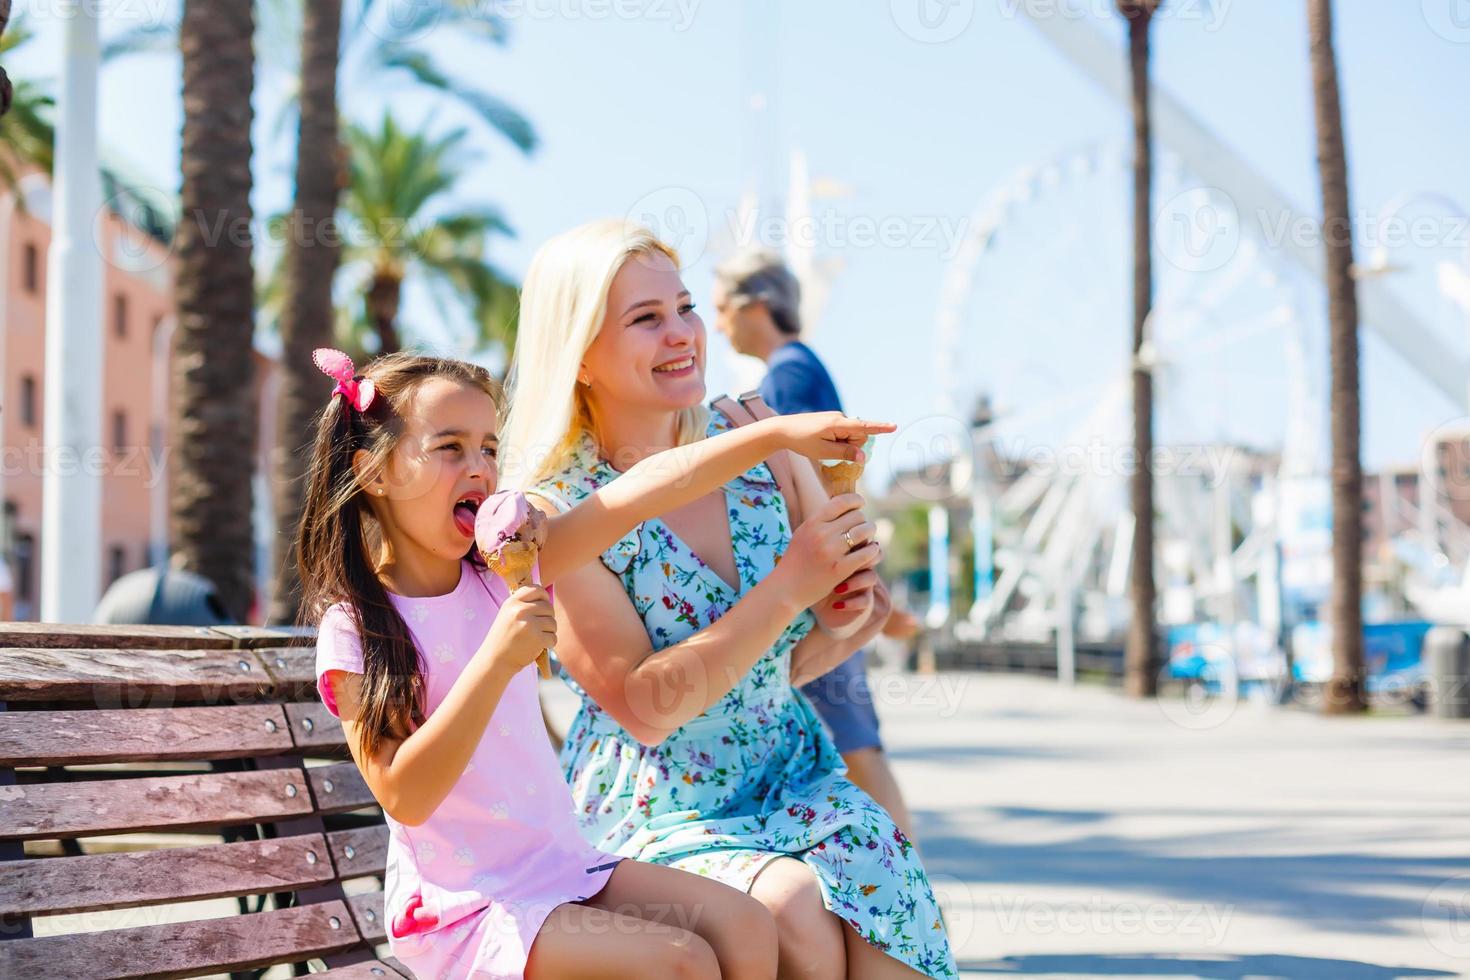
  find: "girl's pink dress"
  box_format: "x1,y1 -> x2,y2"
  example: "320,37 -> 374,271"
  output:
315,559 -> 622,979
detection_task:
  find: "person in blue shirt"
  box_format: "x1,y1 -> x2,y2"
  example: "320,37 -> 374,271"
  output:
713,248 -> 917,842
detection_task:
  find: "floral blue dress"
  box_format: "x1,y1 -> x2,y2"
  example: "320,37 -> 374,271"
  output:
532,409 -> 957,978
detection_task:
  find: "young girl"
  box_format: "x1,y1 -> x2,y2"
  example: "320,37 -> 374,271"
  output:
299,349 -> 893,980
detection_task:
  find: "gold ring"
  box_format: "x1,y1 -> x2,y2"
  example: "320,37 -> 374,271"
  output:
843,529 -> 857,550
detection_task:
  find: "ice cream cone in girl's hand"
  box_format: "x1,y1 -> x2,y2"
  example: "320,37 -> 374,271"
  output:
475,491 -> 552,678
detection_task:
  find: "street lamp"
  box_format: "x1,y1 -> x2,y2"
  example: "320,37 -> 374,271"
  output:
41,8 -> 103,622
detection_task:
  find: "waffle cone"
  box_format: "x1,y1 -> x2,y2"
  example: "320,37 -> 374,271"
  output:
819,460 -> 865,497
484,542 -> 552,678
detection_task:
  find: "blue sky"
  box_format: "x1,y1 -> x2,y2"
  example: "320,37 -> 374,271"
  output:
12,0 -> 1470,485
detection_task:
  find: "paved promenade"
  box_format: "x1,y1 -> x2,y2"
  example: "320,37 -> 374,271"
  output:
853,672 -> 1470,979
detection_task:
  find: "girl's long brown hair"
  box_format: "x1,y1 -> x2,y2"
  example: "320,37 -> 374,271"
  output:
296,352 -> 500,759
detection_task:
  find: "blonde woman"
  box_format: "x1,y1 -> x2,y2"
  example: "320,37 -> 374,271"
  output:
503,220 -> 956,980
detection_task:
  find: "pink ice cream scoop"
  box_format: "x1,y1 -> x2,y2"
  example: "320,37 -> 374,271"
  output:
475,490 -> 552,677
475,490 -> 548,558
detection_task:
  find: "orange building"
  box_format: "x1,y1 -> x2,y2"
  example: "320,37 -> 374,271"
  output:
1,166 -> 279,622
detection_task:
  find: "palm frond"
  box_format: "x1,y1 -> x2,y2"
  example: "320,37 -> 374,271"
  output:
350,0 -> 507,49
0,13 -> 34,57
371,47 -> 536,153
335,113 -> 521,354
101,19 -> 179,62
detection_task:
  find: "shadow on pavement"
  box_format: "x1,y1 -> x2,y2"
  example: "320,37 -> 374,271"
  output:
917,810 -> 1466,938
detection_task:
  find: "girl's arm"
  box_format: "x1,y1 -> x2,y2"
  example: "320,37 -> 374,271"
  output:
535,412 -> 893,584
327,658 -> 516,826
780,446 -> 884,642
547,495 -> 883,746
789,576 -> 892,687
326,587 -> 555,826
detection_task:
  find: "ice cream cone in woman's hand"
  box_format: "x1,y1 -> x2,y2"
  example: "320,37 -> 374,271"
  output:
475,491 -> 552,678
818,436 -> 874,509
818,459 -> 865,497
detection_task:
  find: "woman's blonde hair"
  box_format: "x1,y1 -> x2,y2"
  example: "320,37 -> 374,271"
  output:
501,219 -> 708,487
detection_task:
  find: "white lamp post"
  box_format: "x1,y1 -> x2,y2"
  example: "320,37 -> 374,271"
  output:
40,8 -> 103,622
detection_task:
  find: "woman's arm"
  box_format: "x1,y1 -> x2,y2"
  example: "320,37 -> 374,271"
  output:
326,588 -> 555,826
549,495 -> 882,745
536,413 -> 893,584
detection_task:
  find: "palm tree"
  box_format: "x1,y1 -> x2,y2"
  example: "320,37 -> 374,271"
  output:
1118,0 -> 1161,698
0,14 -> 56,191
171,0 -> 258,622
0,0 -> 11,118
1308,0 -> 1366,714
267,0 -> 344,627
338,113 -> 519,357
105,0 -> 536,158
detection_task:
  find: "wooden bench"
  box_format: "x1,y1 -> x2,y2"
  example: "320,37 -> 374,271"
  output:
0,623 -> 412,979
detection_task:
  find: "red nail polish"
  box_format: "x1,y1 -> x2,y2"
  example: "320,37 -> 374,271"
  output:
833,601 -> 846,610
835,583 -> 849,594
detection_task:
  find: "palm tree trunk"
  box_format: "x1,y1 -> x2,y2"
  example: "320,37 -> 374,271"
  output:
268,0 -> 343,626
367,272 -> 403,354
172,0 -> 257,622
0,0 -> 12,118
1308,0 -> 1367,714
1121,0 -> 1159,698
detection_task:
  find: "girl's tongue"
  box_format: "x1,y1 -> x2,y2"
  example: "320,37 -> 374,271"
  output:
453,502 -> 477,538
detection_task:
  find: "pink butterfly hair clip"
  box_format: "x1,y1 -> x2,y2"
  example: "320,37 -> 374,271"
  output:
312,348 -> 376,412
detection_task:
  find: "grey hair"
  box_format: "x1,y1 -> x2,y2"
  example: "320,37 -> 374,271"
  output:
713,248 -> 802,336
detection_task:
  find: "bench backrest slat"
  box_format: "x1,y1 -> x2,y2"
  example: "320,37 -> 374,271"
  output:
308,761 -> 378,814
286,701 -> 348,751
347,891 -> 390,945
328,825 -> 390,879
0,767 -> 315,841
0,704 -> 295,767
0,900 -> 361,979
0,624 -> 238,650
0,624 -> 314,650
0,833 -> 336,917
0,647 -> 273,704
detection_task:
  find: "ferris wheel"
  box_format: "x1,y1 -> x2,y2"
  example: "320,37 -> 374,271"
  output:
923,140 -> 1322,645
